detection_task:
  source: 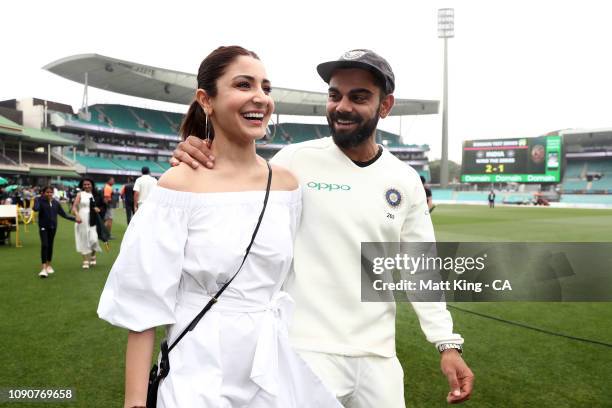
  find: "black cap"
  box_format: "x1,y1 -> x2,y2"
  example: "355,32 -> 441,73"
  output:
317,49 -> 395,94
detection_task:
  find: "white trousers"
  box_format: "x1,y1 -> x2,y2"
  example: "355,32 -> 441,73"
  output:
298,350 -> 406,408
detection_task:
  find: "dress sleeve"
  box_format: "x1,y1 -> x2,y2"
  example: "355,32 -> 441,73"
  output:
97,188 -> 191,332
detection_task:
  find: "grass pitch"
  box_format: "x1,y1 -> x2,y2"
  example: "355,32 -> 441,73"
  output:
1,204 -> 611,407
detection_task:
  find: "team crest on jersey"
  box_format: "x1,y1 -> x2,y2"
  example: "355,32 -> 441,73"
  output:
384,188 -> 402,209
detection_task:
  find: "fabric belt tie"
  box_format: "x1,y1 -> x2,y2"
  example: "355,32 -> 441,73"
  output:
176,290 -> 295,397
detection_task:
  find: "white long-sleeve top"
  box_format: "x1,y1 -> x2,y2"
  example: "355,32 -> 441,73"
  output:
271,137 -> 463,357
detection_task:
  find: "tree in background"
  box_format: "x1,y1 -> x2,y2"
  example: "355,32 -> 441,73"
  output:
428,160 -> 461,184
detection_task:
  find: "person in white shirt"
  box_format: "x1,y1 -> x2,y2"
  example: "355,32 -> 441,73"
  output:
173,49 -> 474,407
133,166 -> 157,211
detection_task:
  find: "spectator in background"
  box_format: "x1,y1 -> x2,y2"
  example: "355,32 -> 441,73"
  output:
72,178 -> 102,269
103,177 -> 115,238
488,190 -> 496,208
420,175 -> 436,213
133,166 -> 157,212
120,176 -> 135,224
0,186 -> 7,204
34,186 -> 77,278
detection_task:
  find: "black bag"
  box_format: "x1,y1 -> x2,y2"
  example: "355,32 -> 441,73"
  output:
146,162 -> 272,408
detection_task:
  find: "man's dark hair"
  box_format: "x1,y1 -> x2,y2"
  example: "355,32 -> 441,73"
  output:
141,166 -> 150,175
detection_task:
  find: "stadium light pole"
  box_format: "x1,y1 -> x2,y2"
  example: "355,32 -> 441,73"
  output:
438,8 -> 454,188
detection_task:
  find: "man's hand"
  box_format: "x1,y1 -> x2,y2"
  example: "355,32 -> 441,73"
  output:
440,349 -> 474,404
170,136 -> 215,169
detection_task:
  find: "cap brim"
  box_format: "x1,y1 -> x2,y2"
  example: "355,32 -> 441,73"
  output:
317,60 -> 381,84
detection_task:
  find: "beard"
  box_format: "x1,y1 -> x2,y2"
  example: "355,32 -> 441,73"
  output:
327,107 -> 381,149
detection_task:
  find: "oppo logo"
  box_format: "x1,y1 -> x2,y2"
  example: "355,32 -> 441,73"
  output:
307,181 -> 351,191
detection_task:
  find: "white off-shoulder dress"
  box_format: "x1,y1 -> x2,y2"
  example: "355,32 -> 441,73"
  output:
97,186 -> 341,408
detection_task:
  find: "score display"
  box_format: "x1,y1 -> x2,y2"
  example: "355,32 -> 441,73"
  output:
461,135 -> 562,183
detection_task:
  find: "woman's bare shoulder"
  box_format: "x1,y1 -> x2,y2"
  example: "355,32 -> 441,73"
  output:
270,163 -> 299,191
158,163 -> 210,192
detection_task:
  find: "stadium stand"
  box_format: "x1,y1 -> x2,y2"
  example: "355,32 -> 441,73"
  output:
2,95 -> 428,188
560,194 -> 612,205
110,158 -> 165,173
561,159 -> 612,193
74,154 -> 124,171
275,123 -> 329,144
4,150 -> 66,166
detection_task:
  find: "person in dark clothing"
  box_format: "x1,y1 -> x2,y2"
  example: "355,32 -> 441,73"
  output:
488,190 -> 496,208
34,186 -> 78,278
121,176 -> 135,224
420,175 -> 436,213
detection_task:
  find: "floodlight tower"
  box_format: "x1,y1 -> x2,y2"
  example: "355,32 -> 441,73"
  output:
438,8 -> 454,188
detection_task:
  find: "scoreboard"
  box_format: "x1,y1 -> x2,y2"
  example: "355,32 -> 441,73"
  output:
461,135 -> 562,183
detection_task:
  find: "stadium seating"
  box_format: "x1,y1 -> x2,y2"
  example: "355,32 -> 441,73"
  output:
275,123 -> 328,143
560,194 -> 612,205
130,106 -> 178,135
378,129 -> 402,147
564,160 -> 587,178
432,190 -> 536,203
98,105 -> 145,133
561,180 -> 587,192
74,154 -> 124,171
562,159 -> 612,192
73,154 -> 169,173
156,161 -> 172,171
5,150 -> 66,166
110,158 -> 165,173
68,105 -> 185,136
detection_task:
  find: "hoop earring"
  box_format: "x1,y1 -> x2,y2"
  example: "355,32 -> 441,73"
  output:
204,112 -> 211,145
265,116 -> 277,141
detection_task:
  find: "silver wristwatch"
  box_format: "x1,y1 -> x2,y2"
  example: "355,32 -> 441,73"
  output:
438,343 -> 463,354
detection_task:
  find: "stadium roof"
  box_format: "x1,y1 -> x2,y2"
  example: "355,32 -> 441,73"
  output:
0,115 -> 77,145
44,54 -> 439,117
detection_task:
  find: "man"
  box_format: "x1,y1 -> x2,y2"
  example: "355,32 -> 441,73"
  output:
173,49 -> 473,406
421,175 -> 436,213
133,166 -> 157,212
488,190 -> 496,208
120,176 -> 135,224
103,177 -> 115,237
0,186 -> 7,204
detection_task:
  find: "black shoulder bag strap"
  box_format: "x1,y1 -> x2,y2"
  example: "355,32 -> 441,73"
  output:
147,162 -> 272,408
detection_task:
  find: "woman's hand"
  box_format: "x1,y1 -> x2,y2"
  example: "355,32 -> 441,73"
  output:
94,207 -> 101,213
76,215 -> 82,224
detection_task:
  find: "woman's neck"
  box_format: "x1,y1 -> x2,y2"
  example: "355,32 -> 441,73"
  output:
210,132 -> 260,171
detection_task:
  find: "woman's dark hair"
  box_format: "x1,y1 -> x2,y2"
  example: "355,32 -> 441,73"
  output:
78,178 -> 97,195
179,45 -> 260,142
41,185 -> 54,194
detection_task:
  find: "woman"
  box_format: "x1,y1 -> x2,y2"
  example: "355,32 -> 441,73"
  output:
72,178 -> 102,268
97,46 -> 340,408
34,185 -> 77,278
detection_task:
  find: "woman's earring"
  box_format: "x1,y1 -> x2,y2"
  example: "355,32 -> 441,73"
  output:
265,116 -> 276,141
204,112 -> 211,145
